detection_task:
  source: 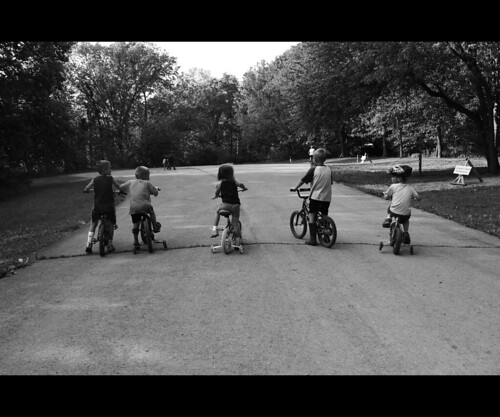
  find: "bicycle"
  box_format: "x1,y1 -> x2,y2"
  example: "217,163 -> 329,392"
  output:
289,188 -> 337,248
85,189 -> 126,257
133,187 -> 167,254
211,210 -> 244,254
379,215 -> 414,255
211,190 -> 245,255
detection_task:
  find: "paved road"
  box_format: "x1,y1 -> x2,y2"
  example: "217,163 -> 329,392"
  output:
1,163 -> 499,375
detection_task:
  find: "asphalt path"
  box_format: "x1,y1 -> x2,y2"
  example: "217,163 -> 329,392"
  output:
1,163 -> 499,375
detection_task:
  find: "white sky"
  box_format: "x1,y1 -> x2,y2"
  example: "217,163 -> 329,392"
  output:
154,42 -> 299,80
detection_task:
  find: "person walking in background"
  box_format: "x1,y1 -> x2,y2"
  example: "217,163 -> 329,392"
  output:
308,145 -> 315,165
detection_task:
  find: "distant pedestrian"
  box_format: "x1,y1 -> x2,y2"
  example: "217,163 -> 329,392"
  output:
308,145 -> 315,165
162,157 -> 167,170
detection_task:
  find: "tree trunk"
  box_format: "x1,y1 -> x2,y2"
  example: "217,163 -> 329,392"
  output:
436,124 -> 443,158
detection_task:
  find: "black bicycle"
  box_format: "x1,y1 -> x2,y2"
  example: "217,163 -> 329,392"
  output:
133,187 -> 167,254
379,215 -> 414,255
133,211 -> 167,254
85,189 -> 126,256
290,188 -> 337,248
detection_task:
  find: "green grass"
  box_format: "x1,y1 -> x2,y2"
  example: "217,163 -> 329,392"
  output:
0,178 -> 126,267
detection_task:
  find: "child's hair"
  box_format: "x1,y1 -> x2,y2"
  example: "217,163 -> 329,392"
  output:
135,166 -> 150,180
313,148 -> 327,163
217,164 -> 235,181
97,160 -> 111,175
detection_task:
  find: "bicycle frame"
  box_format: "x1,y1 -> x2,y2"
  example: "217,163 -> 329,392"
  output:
134,212 -> 167,254
211,210 -> 243,254
290,188 -> 337,248
379,216 -> 414,255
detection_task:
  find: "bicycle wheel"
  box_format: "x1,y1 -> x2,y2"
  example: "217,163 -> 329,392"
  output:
290,210 -> 307,239
222,227 -> 232,254
317,215 -> 337,248
389,223 -> 396,246
98,221 -> 106,257
392,226 -> 403,255
143,218 -> 154,253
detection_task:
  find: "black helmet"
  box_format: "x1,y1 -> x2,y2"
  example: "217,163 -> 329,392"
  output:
388,164 -> 412,177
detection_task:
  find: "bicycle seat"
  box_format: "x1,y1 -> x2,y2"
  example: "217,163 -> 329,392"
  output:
219,209 -> 232,217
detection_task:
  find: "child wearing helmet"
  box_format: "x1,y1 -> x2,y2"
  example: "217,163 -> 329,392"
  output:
119,166 -> 161,249
382,165 -> 421,244
83,160 -> 122,254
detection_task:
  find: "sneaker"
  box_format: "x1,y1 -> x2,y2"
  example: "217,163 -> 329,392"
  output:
107,243 -> 115,253
113,224 -> 118,230
153,222 -> 161,233
403,232 -> 411,244
85,245 -> 92,254
382,218 -> 392,228
305,240 -> 318,246
133,242 -> 141,250
210,229 -> 219,238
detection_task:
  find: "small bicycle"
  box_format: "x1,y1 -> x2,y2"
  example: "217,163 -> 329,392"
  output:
379,215 -> 414,255
211,209 -> 244,254
133,188 -> 167,254
290,188 -> 337,248
85,189 -> 126,257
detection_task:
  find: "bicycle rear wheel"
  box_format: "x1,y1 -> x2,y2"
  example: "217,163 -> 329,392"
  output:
317,215 -> 337,248
143,219 -> 154,253
98,221 -> 106,257
290,210 -> 307,239
222,227 -> 232,254
392,226 -> 403,255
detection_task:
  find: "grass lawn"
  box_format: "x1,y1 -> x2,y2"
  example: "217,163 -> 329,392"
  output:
0,178 -> 127,272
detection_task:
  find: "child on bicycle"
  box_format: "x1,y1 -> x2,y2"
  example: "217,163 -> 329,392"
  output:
83,160 -> 122,254
291,148 -> 334,246
119,166 -> 161,250
382,164 -> 421,244
210,164 -> 248,241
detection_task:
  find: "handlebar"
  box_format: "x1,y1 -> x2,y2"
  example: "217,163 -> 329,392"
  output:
84,189 -> 127,196
290,188 -> 310,198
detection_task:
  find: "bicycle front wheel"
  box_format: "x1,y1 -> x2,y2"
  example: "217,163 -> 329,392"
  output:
143,219 -> 154,253
317,216 -> 337,248
290,210 -> 307,239
392,226 -> 403,255
98,222 -> 106,257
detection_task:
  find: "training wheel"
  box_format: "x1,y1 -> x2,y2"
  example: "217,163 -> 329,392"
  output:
410,245 -> 414,255
211,245 -> 216,254
163,240 -> 167,249
239,246 -> 244,254
379,242 -> 384,251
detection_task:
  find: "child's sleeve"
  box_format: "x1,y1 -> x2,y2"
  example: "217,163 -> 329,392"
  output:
148,181 -> 159,196
383,186 -> 393,200
119,180 -> 129,192
301,167 -> 316,184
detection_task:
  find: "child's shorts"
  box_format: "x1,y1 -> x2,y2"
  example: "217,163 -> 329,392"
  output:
218,203 -> 240,218
388,207 -> 411,224
131,208 -> 154,223
309,198 -> 330,216
92,207 -> 116,224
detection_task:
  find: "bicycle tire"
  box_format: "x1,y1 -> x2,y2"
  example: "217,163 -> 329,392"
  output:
290,210 -> 307,239
393,226 -> 403,255
98,221 -> 106,257
222,227 -> 232,254
317,215 -> 337,248
143,218 -> 154,253
389,223 -> 396,246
